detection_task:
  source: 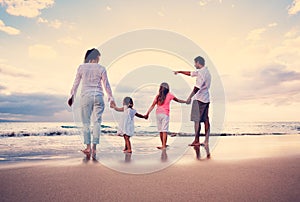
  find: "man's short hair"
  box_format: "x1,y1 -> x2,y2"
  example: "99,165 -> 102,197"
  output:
194,56 -> 205,66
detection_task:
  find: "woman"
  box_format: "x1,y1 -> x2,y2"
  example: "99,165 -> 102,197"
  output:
68,48 -> 115,159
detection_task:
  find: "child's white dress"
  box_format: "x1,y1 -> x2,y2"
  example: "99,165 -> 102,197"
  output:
117,106 -> 136,137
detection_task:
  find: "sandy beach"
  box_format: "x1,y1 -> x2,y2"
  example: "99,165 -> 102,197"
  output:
1,135 -> 300,202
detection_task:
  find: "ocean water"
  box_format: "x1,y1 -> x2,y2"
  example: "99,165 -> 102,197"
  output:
0,121 -> 299,137
0,121 -> 299,170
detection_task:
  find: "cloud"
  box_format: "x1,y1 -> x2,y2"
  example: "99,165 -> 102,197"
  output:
114,84 -> 158,95
28,44 -> 57,59
37,17 -> 48,23
199,0 -> 209,6
0,63 -> 30,77
288,0 -> 300,15
268,22 -> 277,27
228,26 -> 300,105
268,28 -> 300,65
0,0 -> 54,18
224,64 -> 300,104
246,28 -> 266,41
37,17 -> 62,29
198,0 -> 222,6
284,27 -> 299,38
254,64 -> 300,87
0,92 -> 66,117
0,84 -> 6,90
57,36 -> 82,46
0,19 -> 20,35
246,23 -> 278,41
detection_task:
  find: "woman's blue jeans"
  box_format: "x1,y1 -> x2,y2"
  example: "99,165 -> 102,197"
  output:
80,94 -> 105,145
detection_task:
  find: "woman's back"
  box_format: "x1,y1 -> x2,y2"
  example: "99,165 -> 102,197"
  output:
71,63 -> 112,98
80,63 -> 104,94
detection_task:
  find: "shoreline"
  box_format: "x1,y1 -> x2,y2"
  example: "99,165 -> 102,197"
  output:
1,135 -> 300,201
1,134 -> 300,169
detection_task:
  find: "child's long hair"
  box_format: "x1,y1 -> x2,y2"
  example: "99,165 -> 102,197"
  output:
157,82 -> 169,105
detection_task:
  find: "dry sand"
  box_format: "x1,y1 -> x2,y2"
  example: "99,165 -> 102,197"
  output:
1,135 -> 300,202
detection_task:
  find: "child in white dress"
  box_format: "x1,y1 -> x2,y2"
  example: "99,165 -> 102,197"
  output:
113,97 -> 146,153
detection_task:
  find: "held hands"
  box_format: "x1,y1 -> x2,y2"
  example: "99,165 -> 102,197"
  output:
110,100 -> 116,109
144,114 -> 149,120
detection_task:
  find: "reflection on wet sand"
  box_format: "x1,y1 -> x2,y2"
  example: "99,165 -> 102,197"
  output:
124,153 -> 132,163
193,144 -> 210,160
82,153 -> 98,163
161,149 -> 168,162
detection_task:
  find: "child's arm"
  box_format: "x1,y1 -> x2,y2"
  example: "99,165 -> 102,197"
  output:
174,71 -> 191,76
145,99 -> 157,119
173,97 -> 187,104
135,112 -> 146,119
113,106 -> 124,112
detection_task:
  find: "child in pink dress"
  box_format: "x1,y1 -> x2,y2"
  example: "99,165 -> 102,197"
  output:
145,82 -> 187,149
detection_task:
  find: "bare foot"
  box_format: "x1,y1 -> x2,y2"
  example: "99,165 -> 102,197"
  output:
188,141 -> 200,146
81,148 -> 91,154
157,146 -> 166,150
123,147 -> 127,152
123,150 -> 132,153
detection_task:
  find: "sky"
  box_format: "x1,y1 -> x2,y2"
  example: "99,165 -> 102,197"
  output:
0,0 -> 300,123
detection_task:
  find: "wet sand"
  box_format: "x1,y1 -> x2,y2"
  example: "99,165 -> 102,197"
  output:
1,135 -> 300,202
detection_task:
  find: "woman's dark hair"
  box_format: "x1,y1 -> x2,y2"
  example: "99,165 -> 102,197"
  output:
84,48 -> 101,63
123,97 -> 134,108
157,82 -> 169,105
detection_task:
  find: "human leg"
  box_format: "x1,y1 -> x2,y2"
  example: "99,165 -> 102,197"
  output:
124,135 -> 132,153
159,132 -> 163,144
200,102 -> 210,146
189,121 -> 201,146
156,114 -> 169,149
123,135 -> 127,151
92,95 -> 105,146
190,100 -> 201,146
91,144 -> 97,159
81,95 -> 94,153
201,120 -> 210,146
157,132 -> 167,149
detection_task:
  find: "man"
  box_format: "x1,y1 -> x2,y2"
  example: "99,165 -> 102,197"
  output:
174,56 -> 211,146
